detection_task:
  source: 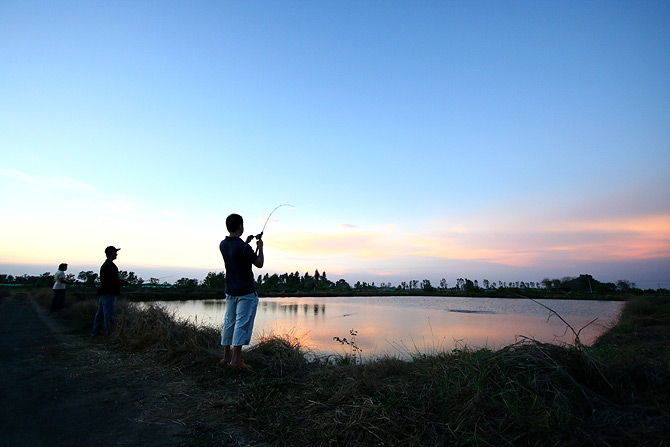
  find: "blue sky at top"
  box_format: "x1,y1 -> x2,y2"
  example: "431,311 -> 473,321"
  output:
1,1 -> 668,287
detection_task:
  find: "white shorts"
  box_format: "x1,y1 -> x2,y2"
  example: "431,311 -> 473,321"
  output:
220,292 -> 259,346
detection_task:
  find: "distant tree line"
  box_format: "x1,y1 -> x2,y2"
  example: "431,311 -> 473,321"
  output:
410,274 -> 642,294
0,271 -> 167,288
1,271 -> 665,296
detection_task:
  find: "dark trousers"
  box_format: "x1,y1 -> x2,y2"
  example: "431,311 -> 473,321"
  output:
50,289 -> 66,312
91,295 -> 116,336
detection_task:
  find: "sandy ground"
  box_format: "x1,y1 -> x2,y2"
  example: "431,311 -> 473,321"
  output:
0,295 -> 256,447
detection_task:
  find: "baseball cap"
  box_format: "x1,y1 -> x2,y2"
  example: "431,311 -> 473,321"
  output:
105,246 -> 121,255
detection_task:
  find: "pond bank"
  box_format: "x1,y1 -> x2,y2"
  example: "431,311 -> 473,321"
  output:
8,288 -> 670,446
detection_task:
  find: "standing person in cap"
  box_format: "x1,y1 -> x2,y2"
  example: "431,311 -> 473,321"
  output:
91,246 -> 128,336
219,213 -> 264,368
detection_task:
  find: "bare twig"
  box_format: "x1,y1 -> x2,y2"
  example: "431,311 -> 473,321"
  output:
516,294 -> 598,348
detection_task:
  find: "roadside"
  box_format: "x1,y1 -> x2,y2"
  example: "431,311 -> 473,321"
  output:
0,293 -> 256,447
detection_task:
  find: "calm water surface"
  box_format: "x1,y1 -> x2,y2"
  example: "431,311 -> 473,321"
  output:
145,296 -> 623,359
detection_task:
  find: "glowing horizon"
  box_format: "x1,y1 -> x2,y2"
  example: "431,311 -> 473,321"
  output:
2,168 -> 667,287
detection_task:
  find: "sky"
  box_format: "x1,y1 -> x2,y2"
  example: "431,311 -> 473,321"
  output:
1,1 -> 669,289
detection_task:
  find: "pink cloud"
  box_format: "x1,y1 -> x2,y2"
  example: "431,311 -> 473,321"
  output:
269,213 -> 670,273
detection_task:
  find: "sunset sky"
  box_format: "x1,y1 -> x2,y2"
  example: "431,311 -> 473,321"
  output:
1,1 -> 669,288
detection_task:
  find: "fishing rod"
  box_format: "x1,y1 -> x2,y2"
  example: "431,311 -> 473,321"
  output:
255,204 -> 295,240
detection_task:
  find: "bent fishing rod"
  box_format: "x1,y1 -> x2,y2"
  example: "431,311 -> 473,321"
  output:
254,204 -> 295,240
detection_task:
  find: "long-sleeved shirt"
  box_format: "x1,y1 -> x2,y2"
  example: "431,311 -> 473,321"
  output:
97,259 -> 122,296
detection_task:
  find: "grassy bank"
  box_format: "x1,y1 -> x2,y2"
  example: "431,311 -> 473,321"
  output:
30,289 -> 669,446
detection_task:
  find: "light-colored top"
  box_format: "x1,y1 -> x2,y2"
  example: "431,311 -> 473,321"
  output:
53,270 -> 67,290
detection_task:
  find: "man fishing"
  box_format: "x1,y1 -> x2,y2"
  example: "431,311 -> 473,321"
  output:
219,213 -> 264,368
91,246 -> 128,336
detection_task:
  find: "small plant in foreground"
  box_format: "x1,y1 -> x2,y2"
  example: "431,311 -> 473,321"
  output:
333,328 -> 363,364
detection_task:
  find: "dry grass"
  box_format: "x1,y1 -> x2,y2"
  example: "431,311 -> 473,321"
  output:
233,339 -> 668,446
111,303 -> 222,368
32,288 -> 221,369
26,288 -> 670,446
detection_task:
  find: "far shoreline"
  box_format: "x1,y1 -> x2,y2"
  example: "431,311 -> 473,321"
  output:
2,284 -> 638,302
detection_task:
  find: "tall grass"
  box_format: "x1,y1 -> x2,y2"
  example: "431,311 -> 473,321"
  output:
32,288 -> 221,368
234,339 -> 666,446
28,289 -> 670,446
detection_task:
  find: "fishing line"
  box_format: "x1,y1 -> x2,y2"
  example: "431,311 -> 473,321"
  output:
255,204 -> 295,240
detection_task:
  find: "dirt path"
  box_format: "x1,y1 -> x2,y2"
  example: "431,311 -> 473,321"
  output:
0,295 -> 254,447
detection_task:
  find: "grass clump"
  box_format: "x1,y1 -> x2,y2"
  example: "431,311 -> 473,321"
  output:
111,303 -> 222,368
245,332 -> 311,376
33,288 -> 222,369
233,342 -> 638,446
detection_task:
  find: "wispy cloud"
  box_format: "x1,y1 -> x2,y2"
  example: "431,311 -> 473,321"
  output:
268,213 -> 670,272
0,168 -> 42,185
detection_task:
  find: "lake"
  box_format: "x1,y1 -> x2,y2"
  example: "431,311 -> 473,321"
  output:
145,296 -> 624,360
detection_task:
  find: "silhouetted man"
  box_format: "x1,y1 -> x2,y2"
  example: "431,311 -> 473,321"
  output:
91,246 -> 127,336
219,214 -> 264,368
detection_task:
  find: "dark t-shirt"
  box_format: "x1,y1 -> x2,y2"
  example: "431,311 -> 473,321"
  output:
219,236 -> 258,296
98,259 -> 120,296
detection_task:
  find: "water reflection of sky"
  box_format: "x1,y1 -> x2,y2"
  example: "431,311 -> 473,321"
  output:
149,296 -> 624,360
